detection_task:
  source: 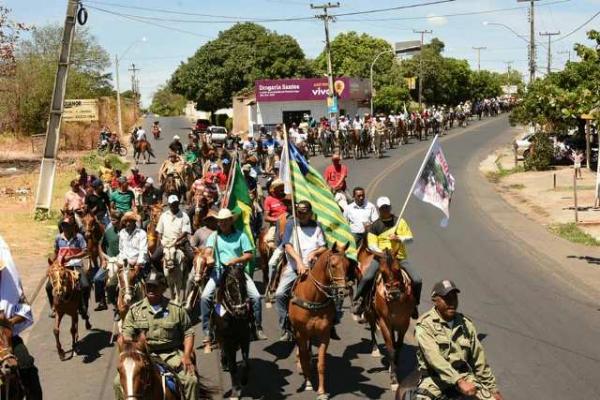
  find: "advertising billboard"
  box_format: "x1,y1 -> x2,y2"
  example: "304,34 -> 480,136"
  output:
255,77 -> 370,103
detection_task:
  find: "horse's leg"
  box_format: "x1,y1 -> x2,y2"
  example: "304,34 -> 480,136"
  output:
369,319 -> 380,358
71,311 -> 79,357
54,312 -> 65,361
296,334 -> 313,391
316,337 -> 330,397
226,344 -> 240,400
377,318 -> 398,391
240,334 -> 250,387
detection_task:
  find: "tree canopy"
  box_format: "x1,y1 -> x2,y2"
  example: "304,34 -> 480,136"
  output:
170,23 -> 313,113
149,85 -> 187,117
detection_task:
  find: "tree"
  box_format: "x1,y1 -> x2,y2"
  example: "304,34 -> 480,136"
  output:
313,31 -> 408,113
0,24 -> 112,134
469,70 -> 502,100
170,23 -> 313,113
149,85 -> 187,117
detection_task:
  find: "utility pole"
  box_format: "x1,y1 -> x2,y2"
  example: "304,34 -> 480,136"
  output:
311,2 -> 340,120
472,46 -> 487,72
35,0 -> 79,212
540,31 -> 560,74
115,55 -> 123,136
504,60 -> 514,76
129,63 -> 141,121
518,0 -> 539,83
413,29 -> 432,110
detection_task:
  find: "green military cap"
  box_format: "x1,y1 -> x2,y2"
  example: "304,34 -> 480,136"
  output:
145,270 -> 167,286
431,279 -> 460,297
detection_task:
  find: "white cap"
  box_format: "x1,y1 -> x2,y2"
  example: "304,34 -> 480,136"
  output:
376,196 -> 391,208
167,194 -> 179,204
145,177 -> 154,185
173,135 -> 180,140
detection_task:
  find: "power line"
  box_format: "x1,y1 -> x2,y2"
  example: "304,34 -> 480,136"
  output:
553,10 -> 600,42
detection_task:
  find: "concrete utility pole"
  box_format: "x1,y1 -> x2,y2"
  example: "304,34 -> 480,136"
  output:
311,2 -> 340,119
504,60 -> 514,76
540,31 -> 560,74
115,55 -> 123,136
35,0 -> 79,212
472,46 -> 487,72
518,0 -> 539,83
129,63 -> 141,121
413,29 -> 432,110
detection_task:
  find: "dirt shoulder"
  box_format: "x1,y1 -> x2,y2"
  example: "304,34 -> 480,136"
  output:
474,127 -> 600,300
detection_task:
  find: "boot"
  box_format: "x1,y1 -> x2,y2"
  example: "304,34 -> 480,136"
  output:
411,282 -> 422,319
330,326 -> 341,341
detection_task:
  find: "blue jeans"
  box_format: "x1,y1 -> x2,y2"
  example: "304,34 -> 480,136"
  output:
353,259 -> 422,304
91,265 -> 107,303
200,269 -> 262,333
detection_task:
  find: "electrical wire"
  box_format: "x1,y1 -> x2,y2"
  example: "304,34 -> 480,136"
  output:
552,10 -> 600,42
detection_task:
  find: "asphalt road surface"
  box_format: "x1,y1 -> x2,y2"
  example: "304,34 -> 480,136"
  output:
25,114 -> 600,399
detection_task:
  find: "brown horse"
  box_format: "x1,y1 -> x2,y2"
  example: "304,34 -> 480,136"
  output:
288,243 -> 351,399
47,259 -> 85,361
116,335 -> 214,400
116,262 -> 143,323
0,312 -> 24,399
81,212 -> 104,269
184,249 -> 208,314
358,248 -> 416,392
134,139 -> 155,164
146,204 -> 163,258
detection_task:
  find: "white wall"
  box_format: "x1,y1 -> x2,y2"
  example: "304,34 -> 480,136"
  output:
255,99 -> 364,125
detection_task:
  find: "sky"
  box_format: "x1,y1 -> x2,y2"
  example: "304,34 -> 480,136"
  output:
6,0 -> 600,106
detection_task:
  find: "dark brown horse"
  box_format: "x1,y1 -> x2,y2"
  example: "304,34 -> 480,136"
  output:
146,204 -> 163,259
288,243 -> 351,399
81,212 -> 104,269
0,312 -> 24,399
134,139 -> 155,164
358,248 -> 416,392
47,259 -> 85,361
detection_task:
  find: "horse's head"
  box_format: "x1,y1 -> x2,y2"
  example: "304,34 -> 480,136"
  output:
377,249 -> 404,300
217,263 -> 249,319
316,242 -> 351,299
192,249 -> 209,282
118,262 -> 137,305
47,259 -> 71,300
81,213 -> 102,240
0,312 -> 17,380
117,334 -> 152,399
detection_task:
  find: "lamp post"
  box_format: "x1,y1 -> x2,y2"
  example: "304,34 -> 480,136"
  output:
370,49 -> 394,116
115,37 -> 146,136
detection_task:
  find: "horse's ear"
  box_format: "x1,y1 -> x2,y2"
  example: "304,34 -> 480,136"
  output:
136,331 -> 148,352
47,257 -> 54,266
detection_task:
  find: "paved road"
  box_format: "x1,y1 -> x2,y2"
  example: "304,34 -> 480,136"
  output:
25,114 -> 600,399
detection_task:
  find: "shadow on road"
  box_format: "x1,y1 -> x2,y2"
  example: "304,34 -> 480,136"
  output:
238,358 -> 292,399
567,255 -> 600,266
76,329 -> 113,363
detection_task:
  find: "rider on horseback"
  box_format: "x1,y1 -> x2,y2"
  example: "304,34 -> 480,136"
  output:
169,135 -> 184,156
159,152 -> 185,191
351,196 -> 422,320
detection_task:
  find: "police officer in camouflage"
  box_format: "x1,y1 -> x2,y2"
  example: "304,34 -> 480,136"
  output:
113,270 -> 200,400
414,280 -> 504,400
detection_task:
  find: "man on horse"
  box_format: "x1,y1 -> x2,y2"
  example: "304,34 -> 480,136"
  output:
169,135 -> 185,156
351,196 -> 422,320
274,201 -> 335,341
116,211 -> 148,277
263,179 -> 288,251
201,209 -> 267,342
414,280 -> 504,400
343,186 -> 379,245
113,270 -> 202,400
159,152 -> 186,196
110,176 -> 136,214
153,195 -> 194,272
0,235 -> 43,399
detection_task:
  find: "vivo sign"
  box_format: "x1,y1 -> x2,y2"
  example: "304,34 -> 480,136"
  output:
255,77 -> 369,102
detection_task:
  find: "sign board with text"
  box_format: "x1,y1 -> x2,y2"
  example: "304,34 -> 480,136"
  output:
63,99 -> 99,122
255,77 -> 370,103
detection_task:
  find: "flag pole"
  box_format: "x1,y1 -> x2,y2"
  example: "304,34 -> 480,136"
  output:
282,124 -> 301,252
395,134 -> 439,228
221,152 -> 237,209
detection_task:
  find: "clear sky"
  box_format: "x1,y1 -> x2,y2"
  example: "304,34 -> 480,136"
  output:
7,0 -> 600,106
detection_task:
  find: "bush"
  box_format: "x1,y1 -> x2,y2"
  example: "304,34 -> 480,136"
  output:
225,117 -> 233,131
215,114 -> 228,127
81,152 -> 129,174
524,132 -> 554,171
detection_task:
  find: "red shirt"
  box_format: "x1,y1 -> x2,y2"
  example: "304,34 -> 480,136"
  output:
324,163 -> 348,191
128,174 -> 145,189
264,195 -> 288,220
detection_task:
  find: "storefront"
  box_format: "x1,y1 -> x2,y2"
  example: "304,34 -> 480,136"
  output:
233,77 -> 370,134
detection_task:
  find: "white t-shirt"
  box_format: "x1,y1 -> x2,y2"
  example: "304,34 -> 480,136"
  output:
136,129 -> 146,141
285,222 -> 326,270
156,209 -> 192,246
343,201 -> 379,234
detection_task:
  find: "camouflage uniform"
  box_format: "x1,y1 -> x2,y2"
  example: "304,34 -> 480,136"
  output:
113,297 -> 199,400
415,307 -> 498,399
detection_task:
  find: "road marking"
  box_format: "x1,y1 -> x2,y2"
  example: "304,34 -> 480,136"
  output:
366,118 -> 501,197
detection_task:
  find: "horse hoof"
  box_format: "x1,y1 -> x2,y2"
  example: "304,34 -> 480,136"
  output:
371,348 -> 381,358
317,394 -> 329,400
304,382 -> 313,392
391,383 -> 399,392
58,351 -> 66,361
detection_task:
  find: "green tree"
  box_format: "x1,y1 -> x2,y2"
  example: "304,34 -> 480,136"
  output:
469,70 -> 502,100
373,85 -> 410,114
149,85 -> 187,117
170,23 -> 313,113
1,24 -> 112,134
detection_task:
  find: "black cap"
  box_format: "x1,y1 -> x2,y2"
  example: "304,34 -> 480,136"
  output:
145,270 -> 167,286
431,280 -> 460,297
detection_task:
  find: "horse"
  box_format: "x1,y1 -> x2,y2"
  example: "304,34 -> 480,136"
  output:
47,258 -> 87,361
115,261 -> 143,323
0,312 -> 25,400
81,211 -> 104,271
162,173 -> 185,200
162,243 -> 185,304
184,249 -> 208,314
116,334 -> 214,400
357,248 -> 416,392
288,242 -> 351,399
146,204 -> 163,260
133,139 -> 155,164
211,264 -> 253,400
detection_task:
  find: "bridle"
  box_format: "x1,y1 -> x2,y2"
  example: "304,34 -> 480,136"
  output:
307,252 -> 348,303
0,324 -> 21,399
220,264 -> 249,318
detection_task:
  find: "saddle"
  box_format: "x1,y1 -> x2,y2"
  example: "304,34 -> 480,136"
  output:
366,266 -> 411,307
150,355 -> 185,398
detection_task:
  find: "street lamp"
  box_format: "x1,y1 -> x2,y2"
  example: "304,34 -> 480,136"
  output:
482,21 -> 529,44
370,49 -> 395,115
115,37 -> 147,136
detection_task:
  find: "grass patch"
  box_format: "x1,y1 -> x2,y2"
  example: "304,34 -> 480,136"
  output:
81,152 -> 129,173
486,163 -> 525,183
507,183 -> 525,190
552,185 -> 595,192
548,223 -> 600,246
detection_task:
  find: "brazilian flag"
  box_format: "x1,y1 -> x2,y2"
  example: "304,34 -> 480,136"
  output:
226,160 -> 256,275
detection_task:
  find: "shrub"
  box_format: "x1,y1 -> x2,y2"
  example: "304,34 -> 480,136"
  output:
524,132 -> 554,171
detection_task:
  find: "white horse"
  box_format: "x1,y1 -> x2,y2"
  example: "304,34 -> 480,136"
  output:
162,243 -> 184,304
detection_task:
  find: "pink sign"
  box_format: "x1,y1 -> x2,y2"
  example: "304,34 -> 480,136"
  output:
255,77 -> 369,102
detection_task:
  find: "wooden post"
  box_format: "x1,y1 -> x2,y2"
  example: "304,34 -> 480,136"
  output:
513,140 -> 518,168
585,120 -> 591,169
553,173 -> 556,190
573,168 -> 579,222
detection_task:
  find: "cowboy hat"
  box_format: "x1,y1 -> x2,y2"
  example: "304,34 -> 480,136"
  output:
121,211 -> 138,223
214,208 -> 236,220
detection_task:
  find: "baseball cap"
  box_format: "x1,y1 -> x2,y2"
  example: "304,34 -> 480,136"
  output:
91,179 -> 103,188
431,280 -> 460,297
167,194 -> 179,204
145,270 -> 167,286
117,176 -> 127,184
173,135 -> 180,140
376,196 -> 391,208
145,177 -> 154,185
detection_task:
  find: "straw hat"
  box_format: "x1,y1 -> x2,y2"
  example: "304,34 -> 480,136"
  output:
214,208 -> 235,220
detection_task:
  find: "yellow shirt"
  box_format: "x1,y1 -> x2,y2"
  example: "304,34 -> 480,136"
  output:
99,166 -> 113,183
366,216 -> 413,260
